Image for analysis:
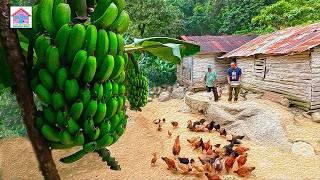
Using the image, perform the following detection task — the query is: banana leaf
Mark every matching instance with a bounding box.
[125,37,200,64]
[0,42,14,91]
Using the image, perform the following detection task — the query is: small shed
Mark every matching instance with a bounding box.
[222,23,320,111]
[177,35,257,88]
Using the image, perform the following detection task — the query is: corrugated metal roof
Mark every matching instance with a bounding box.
[180,34,257,54]
[222,23,320,58]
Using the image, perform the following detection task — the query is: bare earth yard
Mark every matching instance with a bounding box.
[1,98,320,180]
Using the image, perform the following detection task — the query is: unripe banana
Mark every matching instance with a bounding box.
[35,116,45,129]
[109,55,125,79]
[112,82,119,96]
[41,124,60,142]
[46,46,60,74]
[43,106,56,125]
[84,118,95,134]
[110,114,120,133]
[32,4,42,33]
[56,67,68,91]
[74,132,85,145]
[92,83,104,100]
[39,68,54,91]
[35,35,51,65]
[67,117,80,134]
[83,142,97,152]
[117,34,125,55]
[96,29,109,66]
[88,127,100,141]
[35,84,51,105]
[96,134,113,149]
[54,3,71,29]
[123,53,128,67]
[60,149,87,163]
[106,98,118,118]
[70,101,84,121]
[85,25,97,56]
[52,91,65,110]
[70,50,87,79]
[118,84,126,96]
[117,96,124,113]
[67,24,86,64]
[103,81,113,100]
[82,56,97,83]
[111,10,130,34]
[84,100,98,118]
[55,24,71,58]
[113,0,126,12]
[80,88,91,108]
[39,0,57,35]
[56,110,67,127]
[95,55,114,82]
[94,3,118,29]
[93,102,107,124]
[100,121,111,137]
[65,79,79,102]
[108,31,118,56]
[114,71,125,83]
[60,130,74,145]
[90,0,112,21]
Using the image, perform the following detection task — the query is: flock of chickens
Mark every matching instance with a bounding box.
[151,118,255,180]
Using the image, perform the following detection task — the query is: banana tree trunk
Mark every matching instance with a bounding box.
[0,0,60,179]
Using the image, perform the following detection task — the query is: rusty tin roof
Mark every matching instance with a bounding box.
[222,23,320,58]
[180,34,257,54]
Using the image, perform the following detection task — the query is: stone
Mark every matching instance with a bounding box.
[291,141,316,157]
[148,97,153,102]
[158,91,170,102]
[261,91,290,107]
[167,86,173,93]
[311,112,320,123]
[171,87,186,99]
[185,92,210,113]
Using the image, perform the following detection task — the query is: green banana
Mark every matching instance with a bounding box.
[100,121,111,137]
[103,81,113,100]
[93,102,107,124]
[111,134,119,145]
[88,127,100,141]
[114,71,125,83]
[55,24,71,58]
[32,5,42,33]
[35,116,45,129]
[70,101,84,121]
[80,88,91,108]
[52,91,65,110]
[46,46,60,74]
[60,149,87,163]
[118,84,126,96]
[56,110,67,127]
[43,106,56,125]
[123,53,128,67]
[35,35,51,65]
[90,0,112,21]
[85,25,97,55]
[96,29,109,66]
[113,0,126,12]
[84,100,98,118]
[111,10,130,34]
[110,114,120,132]
[70,50,87,79]
[112,82,118,96]
[95,55,114,82]
[83,142,97,152]
[71,0,87,17]
[96,134,113,149]
[84,118,95,134]
[65,79,79,102]
[117,34,125,55]
[108,31,117,56]
[67,117,80,134]
[82,56,97,83]
[60,130,74,145]
[56,67,68,91]
[106,98,118,118]
[117,96,124,113]
[94,3,118,29]
[35,85,51,105]
[54,3,71,29]
[41,124,60,142]
[39,0,57,35]
[74,132,85,145]
[116,125,125,136]
[67,24,86,64]
[92,83,104,100]
[109,55,125,79]
[39,68,54,91]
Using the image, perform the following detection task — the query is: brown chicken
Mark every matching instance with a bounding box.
[224,153,237,173]
[237,153,247,167]
[187,136,200,144]
[161,157,177,171]
[187,120,193,130]
[168,130,172,137]
[157,124,162,131]
[151,152,158,166]
[193,138,204,150]
[172,135,181,156]
[202,140,211,151]
[177,162,192,174]
[205,172,221,180]
[171,121,179,128]
[234,166,255,177]
[219,129,227,136]
[234,146,249,155]
[206,145,213,155]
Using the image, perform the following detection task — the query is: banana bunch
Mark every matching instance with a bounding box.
[127,68,149,111]
[29,0,131,164]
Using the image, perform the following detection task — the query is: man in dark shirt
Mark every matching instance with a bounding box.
[227,62,242,102]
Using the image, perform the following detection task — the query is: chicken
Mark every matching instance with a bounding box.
[177,162,192,174]
[168,130,172,137]
[178,157,190,164]
[171,121,179,128]
[224,152,238,173]
[237,153,247,168]
[224,143,235,155]
[213,157,223,173]
[193,138,204,150]
[187,136,200,144]
[151,152,158,166]
[202,140,211,151]
[187,120,193,130]
[157,124,162,131]
[172,135,181,156]
[206,145,213,155]
[191,163,205,173]
[214,147,225,157]
[213,124,221,131]
[219,129,227,136]
[234,166,255,177]
[153,119,161,124]
[227,135,245,144]
[234,146,249,155]
[199,119,206,124]
[204,162,213,172]
[161,157,177,171]
[195,125,207,132]
[198,156,208,165]
[206,121,215,131]
[205,172,221,180]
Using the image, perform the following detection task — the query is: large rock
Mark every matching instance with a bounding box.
[311,112,320,123]
[171,87,186,99]
[261,91,290,107]
[185,92,210,113]
[158,91,170,102]
[291,141,316,157]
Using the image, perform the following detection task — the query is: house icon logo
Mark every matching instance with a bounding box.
[10,6,32,28]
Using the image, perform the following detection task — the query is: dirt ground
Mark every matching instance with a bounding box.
[1,98,320,180]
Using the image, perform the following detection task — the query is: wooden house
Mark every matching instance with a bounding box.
[222,23,320,111]
[177,35,257,89]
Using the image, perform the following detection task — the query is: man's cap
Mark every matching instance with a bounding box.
[207,64,212,68]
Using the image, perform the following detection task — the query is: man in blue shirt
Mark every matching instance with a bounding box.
[204,64,219,102]
[227,62,242,102]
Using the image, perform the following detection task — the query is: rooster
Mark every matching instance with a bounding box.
[225,152,239,173]
[161,157,177,171]
[172,135,181,156]
[234,166,255,177]
[237,153,247,167]
[171,121,179,128]
[202,140,211,151]
[187,136,200,144]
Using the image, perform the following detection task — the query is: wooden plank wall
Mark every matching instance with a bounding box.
[237,52,312,109]
[311,48,320,111]
[177,57,192,86]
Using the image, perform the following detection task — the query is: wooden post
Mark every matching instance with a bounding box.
[0,1,61,179]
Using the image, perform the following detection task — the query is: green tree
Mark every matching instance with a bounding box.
[252,0,320,33]
[126,0,184,38]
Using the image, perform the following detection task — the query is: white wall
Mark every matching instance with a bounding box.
[311,47,320,111]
